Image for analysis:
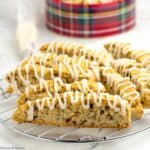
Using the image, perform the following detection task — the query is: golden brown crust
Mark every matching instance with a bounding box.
[14,120,130,129]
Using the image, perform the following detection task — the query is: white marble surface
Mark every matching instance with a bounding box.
[0,0,150,149]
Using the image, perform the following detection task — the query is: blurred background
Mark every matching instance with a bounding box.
[0,0,149,73]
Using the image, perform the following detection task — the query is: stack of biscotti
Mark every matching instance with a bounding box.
[104,42,150,108]
[40,42,149,110]
[6,41,150,129]
[40,42,144,119]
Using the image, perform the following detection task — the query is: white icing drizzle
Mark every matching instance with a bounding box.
[98,48,112,66]
[46,41,84,56]
[102,67,140,105]
[133,73,150,89]
[17,67,26,84]
[10,71,20,94]
[43,42,114,81]
[132,50,149,60]
[26,91,128,121]
[112,59,150,91]
[25,78,105,97]
[45,42,112,66]
[105,42,131,58]
[49,68,55,79]
[36,96,55,111]
[58,63,62,78]
[8,55,139,110]
[47,41,55,53]
[8,44,140,113]
[10,51,103,93]
[6,42,134,122]
[39,79,52,96]
[90,65,100,81]
[142,57,150,67]
[27,101,34,121]
[105,42,150,70]
[25,64,30,86]
[131,50,150,69]
[62,42,69,54]
[7,42,142,122]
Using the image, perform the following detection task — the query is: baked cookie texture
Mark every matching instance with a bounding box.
[13,91,131,128]
[111,58,150,108]
[99,67,143,119]
[6,52,142,119]
[39,42,143,118]
[17,79,106,101]
[5,41,150,129]
[6,61,98,93]
[40,42,113,66]
[104,42,150,71]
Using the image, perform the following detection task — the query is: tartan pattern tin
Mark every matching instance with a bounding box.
[45,0,136,37]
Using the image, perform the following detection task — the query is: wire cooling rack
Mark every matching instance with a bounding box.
[0,79,150,144]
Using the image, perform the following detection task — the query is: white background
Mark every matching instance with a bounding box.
[0,0,150,149]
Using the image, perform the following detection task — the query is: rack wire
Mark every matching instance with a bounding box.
[0,79,150,144]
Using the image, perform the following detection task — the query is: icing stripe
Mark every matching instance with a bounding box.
[26,91,128,121]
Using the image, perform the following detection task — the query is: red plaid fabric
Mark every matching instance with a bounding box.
[45,0,136,37]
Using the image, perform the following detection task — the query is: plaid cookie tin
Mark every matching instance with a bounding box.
[45,0,136,37]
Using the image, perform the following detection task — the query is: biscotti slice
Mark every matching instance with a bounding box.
[15,79,106,103]
[13,91,131,128]
[6,62,99,94]
[40,42,84,55]
[99,67,143,119]
[104,42,131,59]
[21,53,90,69]
[111,58,150,108]
[104,42,150,71]
[17,81,105,106]
[20,52,101,80]
[40,42,113,66]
